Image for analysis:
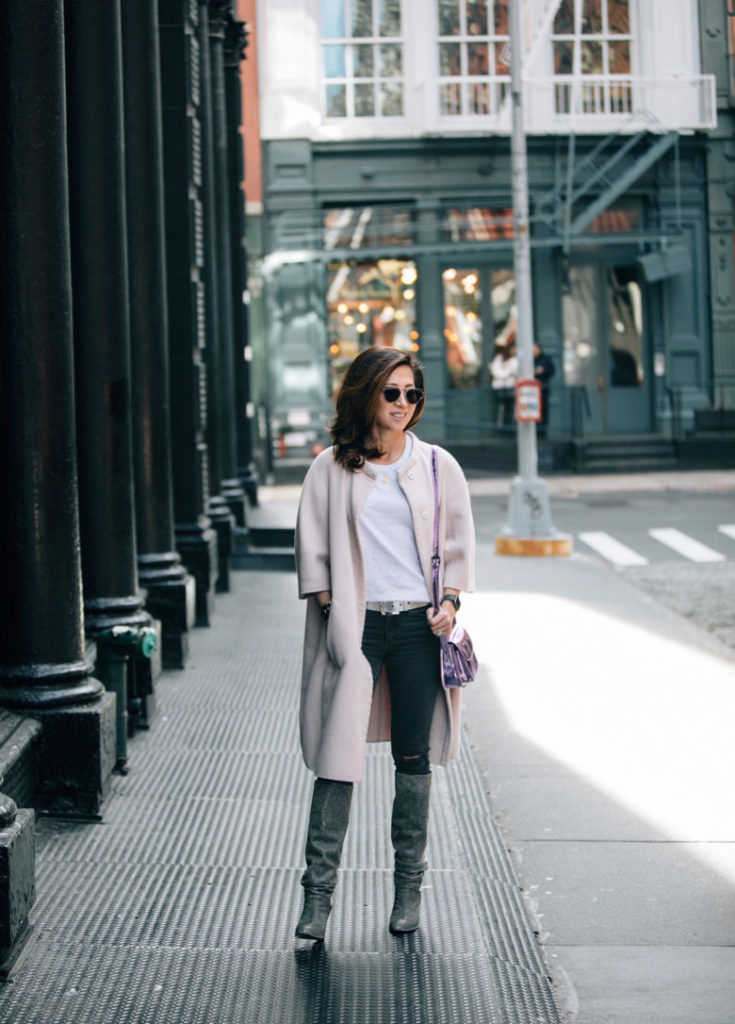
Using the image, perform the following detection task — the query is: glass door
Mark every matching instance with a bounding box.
[562,261,649,435]
[605,264,647,432]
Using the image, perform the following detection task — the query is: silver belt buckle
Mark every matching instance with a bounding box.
[380,601,402,615]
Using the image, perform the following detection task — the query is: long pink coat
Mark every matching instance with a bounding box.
[295,433,475,782]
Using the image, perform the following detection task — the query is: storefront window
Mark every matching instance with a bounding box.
[585,207,638,233]
[323,204,414,250]
[326,258,419,396]
[443,265,515,389]
[446,206,514,242]
[443,267,482,388]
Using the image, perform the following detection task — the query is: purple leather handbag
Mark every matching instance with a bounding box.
[431,448,478,688]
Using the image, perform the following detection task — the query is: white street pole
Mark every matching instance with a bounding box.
[496,0,572,556]
[509,0,536,483]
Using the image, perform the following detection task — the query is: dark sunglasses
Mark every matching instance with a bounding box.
[382,386,424,405]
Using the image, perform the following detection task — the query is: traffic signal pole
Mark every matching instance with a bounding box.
[495,0,572,557]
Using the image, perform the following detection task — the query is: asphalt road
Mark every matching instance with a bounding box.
[470,484,735,654]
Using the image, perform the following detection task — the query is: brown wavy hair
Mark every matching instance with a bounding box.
[331,348,426,470]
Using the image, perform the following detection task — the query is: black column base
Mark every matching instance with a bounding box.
[139,553,196,670]
[176,521,218,627]
[0,713,41,810]
[221,478,248,528]
[32,690,117,818]
[208,498,234,595]
[0,805,35,981]
[239,463,259,507]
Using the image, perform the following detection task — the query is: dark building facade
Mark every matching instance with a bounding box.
[257,0,735,473]
[0,0,255,970]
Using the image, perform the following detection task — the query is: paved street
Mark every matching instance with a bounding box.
[462,469,735,1023]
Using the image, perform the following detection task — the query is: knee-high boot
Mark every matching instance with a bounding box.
[389,772,431,934]
[295,777,353,940]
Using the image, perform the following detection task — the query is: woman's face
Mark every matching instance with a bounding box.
[371,364,417,437]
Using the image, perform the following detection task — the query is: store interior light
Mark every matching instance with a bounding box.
[329,343,340,355]
[358,302,369,313]
[337,302,348,314]
[402,288,415,301]
[401,266,418,285]
[344,315,354,325]
[356,323,367,333]
[443,268,457,281]
[411,342,420,352]
[410,330,420,340]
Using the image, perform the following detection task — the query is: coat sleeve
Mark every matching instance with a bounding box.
[439,449,475,593]
[295,452,332,598]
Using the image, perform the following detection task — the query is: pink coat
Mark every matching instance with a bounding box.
[295,434,475,782]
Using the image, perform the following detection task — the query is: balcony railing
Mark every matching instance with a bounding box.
[525,74,717,133]
[434,74,717,134]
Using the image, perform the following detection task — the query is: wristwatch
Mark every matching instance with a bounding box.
[440,593,460,612]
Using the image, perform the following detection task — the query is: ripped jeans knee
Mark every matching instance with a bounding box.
[394,751,430,775]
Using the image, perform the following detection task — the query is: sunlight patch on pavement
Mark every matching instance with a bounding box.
[461,590,735,880]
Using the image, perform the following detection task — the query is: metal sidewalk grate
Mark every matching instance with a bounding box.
[0,571,562,1024]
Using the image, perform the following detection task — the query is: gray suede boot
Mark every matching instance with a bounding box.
[389,772,432,934]
[295,778,353,941]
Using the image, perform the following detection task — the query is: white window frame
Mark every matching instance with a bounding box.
[435,0,512,123]
[319,0,409,130]
[548,0,636,120]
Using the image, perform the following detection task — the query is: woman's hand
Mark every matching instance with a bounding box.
[427,602,456,638]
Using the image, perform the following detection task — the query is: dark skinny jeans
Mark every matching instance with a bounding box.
[361,605,441,776]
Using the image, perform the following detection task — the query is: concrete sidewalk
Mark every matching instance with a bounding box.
[0,570,561,1024]
[463,546,735,1024]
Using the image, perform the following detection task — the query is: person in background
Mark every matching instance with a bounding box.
[490,340,518,430]
[294,347,475,942]
[533,342,555,438]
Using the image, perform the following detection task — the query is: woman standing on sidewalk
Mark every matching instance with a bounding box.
[294,347,475,941]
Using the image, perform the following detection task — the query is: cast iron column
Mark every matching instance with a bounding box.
[0,0,116,818]
[121,0,196,666]
[209,2,249,539]
[159,0,219,625]
[64,0,161,734]
[199,0,236,592]
[224,14,259,506]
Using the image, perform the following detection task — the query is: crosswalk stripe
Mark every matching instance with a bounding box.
[718,524,735,542]
[578,531,649,567]
[648,528,726,563]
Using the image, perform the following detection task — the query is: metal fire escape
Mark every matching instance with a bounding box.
[520,0,685,257]
[534,119,679,252]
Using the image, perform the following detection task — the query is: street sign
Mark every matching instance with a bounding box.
[515,377,542,422]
